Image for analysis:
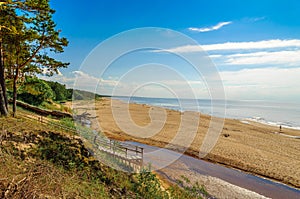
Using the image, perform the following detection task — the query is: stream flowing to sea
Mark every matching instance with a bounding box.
[111,96,300,197]
[126,141,300,199]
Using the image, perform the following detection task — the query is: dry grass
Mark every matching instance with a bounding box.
[0,114,111,198]
[0,152,109,198]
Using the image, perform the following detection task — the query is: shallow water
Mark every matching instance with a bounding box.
[127,141,300,199]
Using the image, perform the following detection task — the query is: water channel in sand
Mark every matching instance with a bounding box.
[126,141,300,199]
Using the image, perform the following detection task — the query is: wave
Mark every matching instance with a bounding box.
[246,117,300,130]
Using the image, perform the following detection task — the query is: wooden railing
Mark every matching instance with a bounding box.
[17,111,144,165]
[94,135,144,162]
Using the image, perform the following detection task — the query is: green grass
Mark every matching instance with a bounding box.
[39,101,72,113]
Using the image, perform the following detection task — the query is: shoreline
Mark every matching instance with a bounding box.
[113,96,300,131]
[70,98,300,188]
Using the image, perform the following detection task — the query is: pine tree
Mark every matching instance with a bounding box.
[0,0,69,116]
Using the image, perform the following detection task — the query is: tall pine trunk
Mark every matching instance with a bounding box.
[0,40,8,116]
[0,83,8,116]
[12,67,19,117]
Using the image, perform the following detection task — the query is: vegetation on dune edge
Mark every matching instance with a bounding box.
[0,110,209,198]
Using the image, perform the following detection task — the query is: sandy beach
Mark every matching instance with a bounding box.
[71,98,300,188]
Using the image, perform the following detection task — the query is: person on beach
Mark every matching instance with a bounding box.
[279,125,282,132]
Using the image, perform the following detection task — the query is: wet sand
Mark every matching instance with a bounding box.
[133,141,300,199]
[71,98,300,188]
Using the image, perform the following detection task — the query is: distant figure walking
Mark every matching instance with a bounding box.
[279,125,282,132]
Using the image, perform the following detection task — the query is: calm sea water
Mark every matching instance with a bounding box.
[113,96,300,130]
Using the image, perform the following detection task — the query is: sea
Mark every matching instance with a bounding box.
[113,96,300,130]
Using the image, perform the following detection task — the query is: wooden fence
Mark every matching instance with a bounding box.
[16,111,144,170]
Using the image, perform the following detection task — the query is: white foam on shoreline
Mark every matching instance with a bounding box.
[240,120,250,124]
[246,117,300,130]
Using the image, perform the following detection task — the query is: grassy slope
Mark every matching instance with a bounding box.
[0,109,207,199]
[0,115,127,198]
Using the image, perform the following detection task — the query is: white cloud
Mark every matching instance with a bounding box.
[203,39,300,51]
[189,21,232,32]
[243,16,266,23]
[110,79,209,99]
[55,69,63,76]
[41,68,300,102]
[153,45,202,53]
[157,39,300,53]
[39,72,75,86]
[72,71,99,91]
[72,71,120,93]
[41,71,118,95]
[40,68,63,76]
[209,54,223,58]
[113,67,300,101]
[251,16,266,22]
[152,39,300,67]
[220,67,300,101]
[224,50,300,66]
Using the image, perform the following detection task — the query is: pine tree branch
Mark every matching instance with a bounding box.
[19,31,45,69]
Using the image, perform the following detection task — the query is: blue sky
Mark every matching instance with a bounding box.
[46,0,300,102]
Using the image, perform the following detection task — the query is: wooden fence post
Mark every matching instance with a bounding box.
[112,140,115,156]
[0,124,4,145]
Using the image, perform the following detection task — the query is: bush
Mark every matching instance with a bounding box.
[133,167,169,199]
[18,77,54,106]
[34,132,89,170]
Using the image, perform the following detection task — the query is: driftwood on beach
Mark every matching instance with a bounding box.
[12,100,72,118]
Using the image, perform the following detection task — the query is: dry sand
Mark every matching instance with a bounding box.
[71,98,300,188]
